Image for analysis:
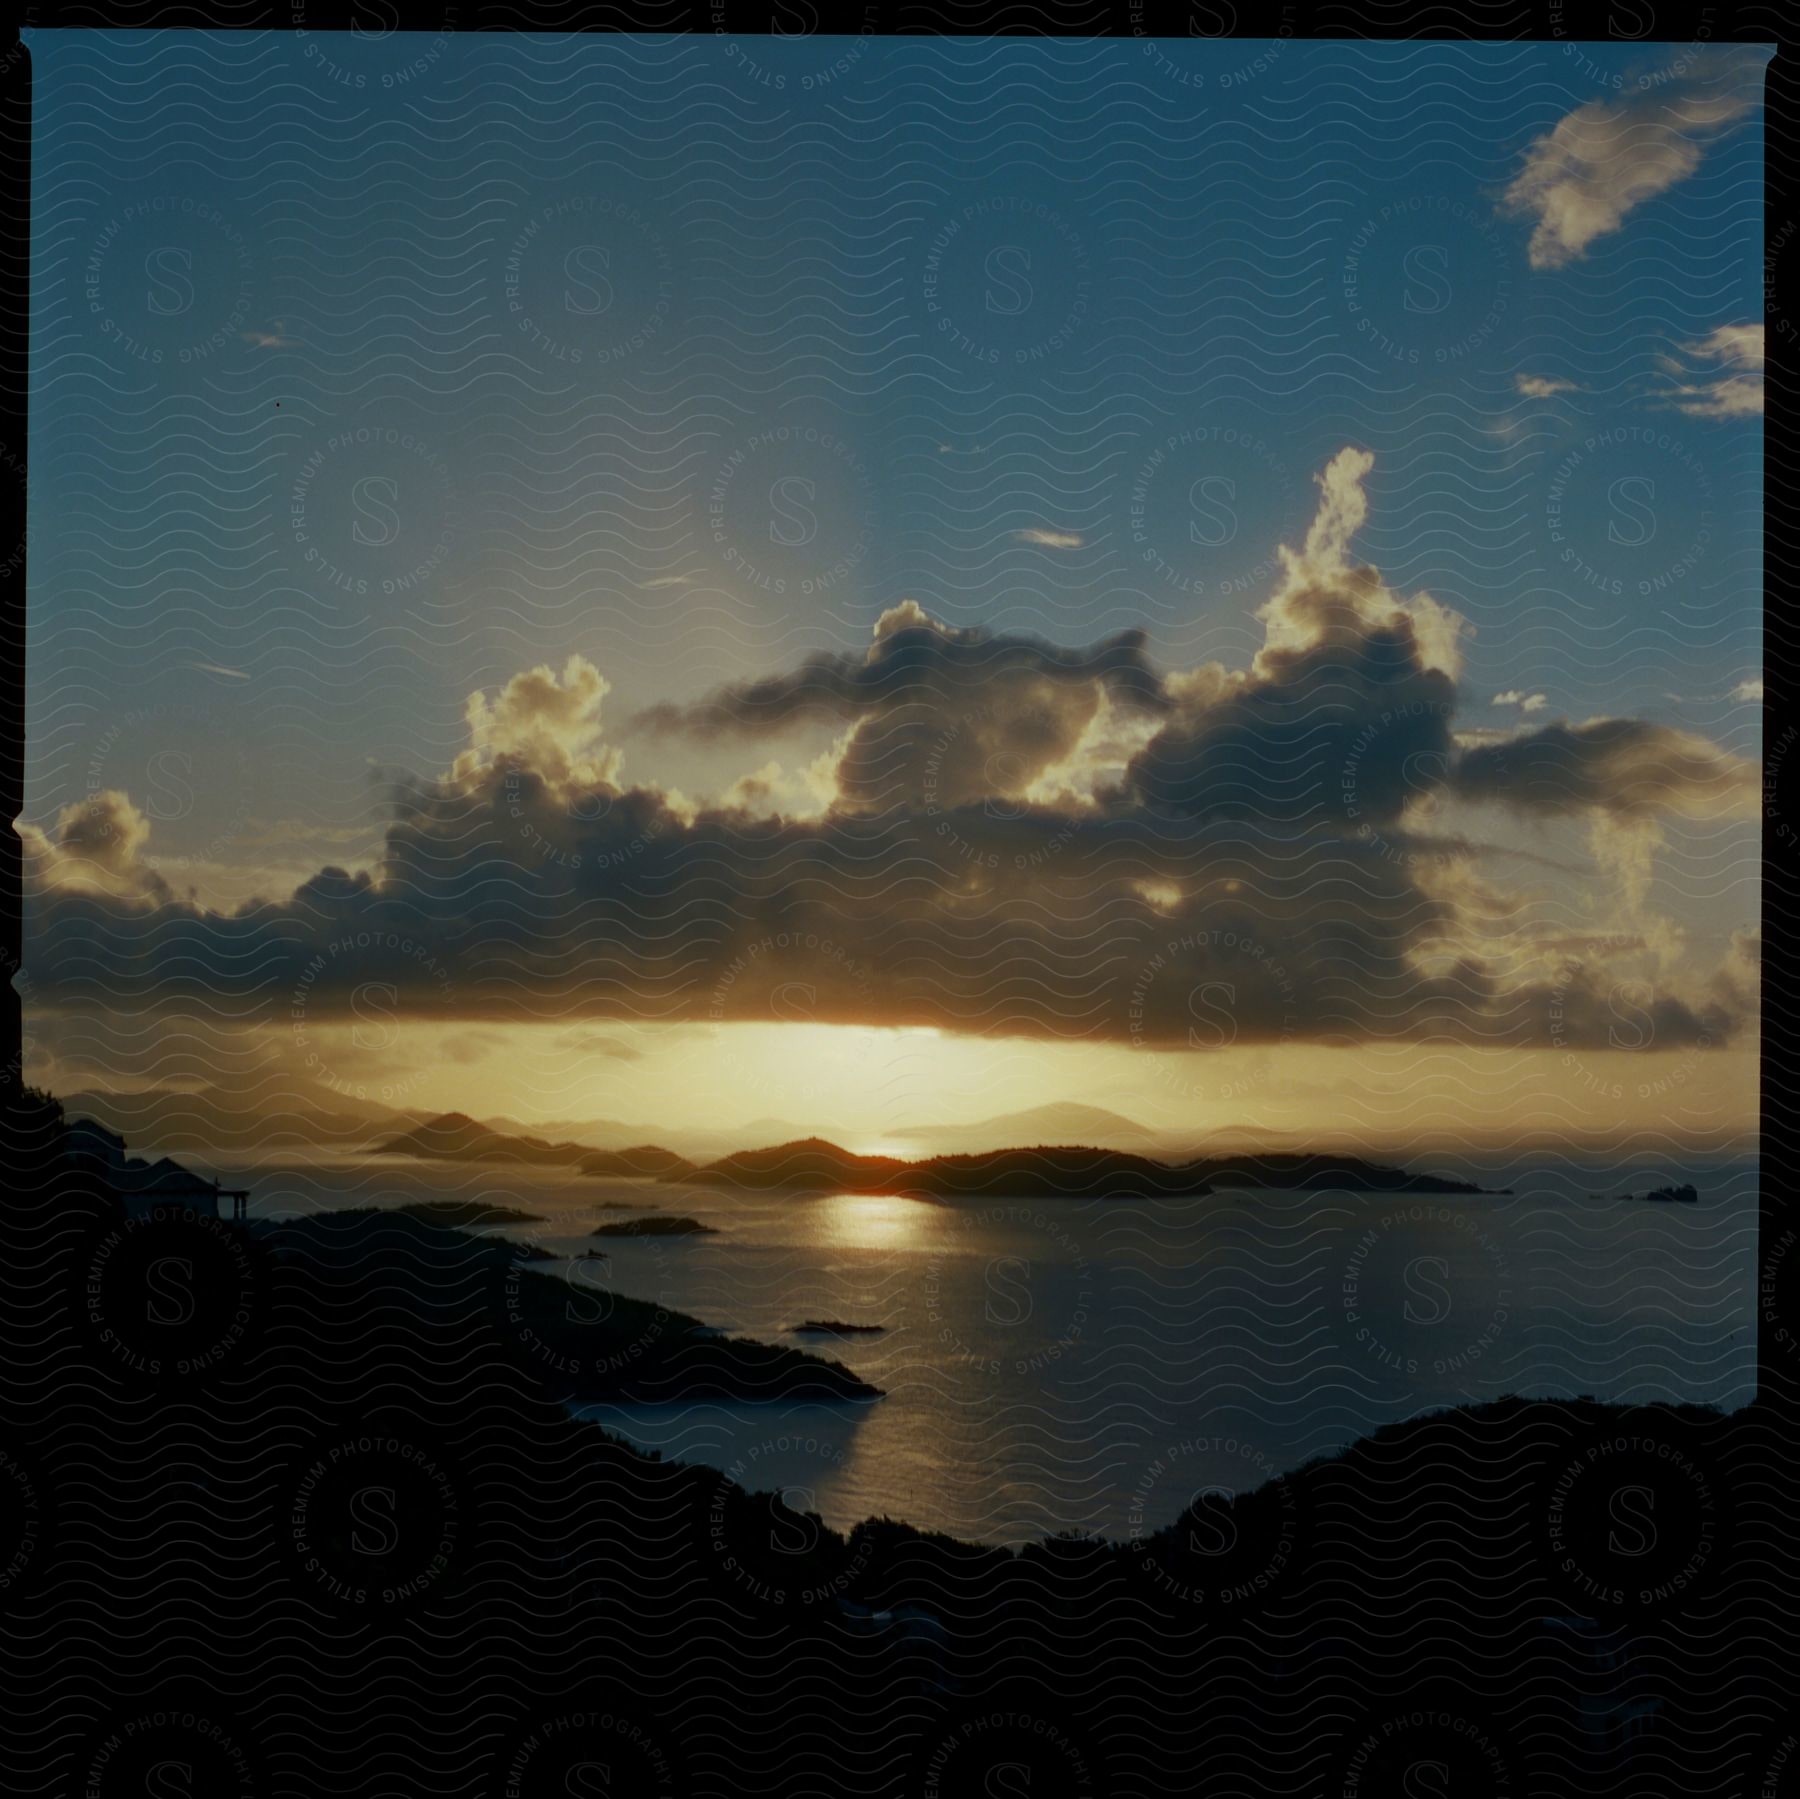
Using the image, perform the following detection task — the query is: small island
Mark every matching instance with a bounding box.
[1609,1181,1700,1204]
[396,1199,548,1229]
[580,1144,696,1179]
[672,1138,1501,1199]
[373,1112,594,1167]
[302,1206,873,1402]
[793,1320,886,1337]
[591,1214,718,1238]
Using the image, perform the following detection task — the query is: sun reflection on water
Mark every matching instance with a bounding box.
[816,1191,931,1249]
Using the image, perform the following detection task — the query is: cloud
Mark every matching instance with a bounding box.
[1731,677,1764,703]
[20,792,168,901]
[635,598,1168,815]
[1501,62,1761,269]
[22,450,1757,1055]
[1122,448,1467,827]
[454,654,624,792]
[1492,690,1548,713]
[557,1028,644,1063]
[1514,375,1579,398]
[1014,527,1085,550]
[1450,716,1759,820]
[1661,322,1765,417]
[1687,323,1766,370]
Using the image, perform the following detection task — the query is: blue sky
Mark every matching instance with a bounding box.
[18,31,1769,1135]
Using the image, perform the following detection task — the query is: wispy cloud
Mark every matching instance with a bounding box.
[1015,528,1085,550]
[1501,60,1761,269]
[1661,323,1765,417]
[1514,374,1580,398]
[1493,690,1549,713]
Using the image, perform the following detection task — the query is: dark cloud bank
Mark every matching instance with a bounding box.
[23,451,1758,1054]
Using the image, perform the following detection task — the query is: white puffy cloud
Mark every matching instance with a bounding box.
[1501,66,1760,269]
[1662,322,1765,417]
[453,654,624,793]
[20,791,166,901]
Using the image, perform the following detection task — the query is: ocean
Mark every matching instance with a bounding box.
[236,1151,1759,1546]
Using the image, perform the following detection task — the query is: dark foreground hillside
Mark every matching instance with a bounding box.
[1,1107,1795,1798]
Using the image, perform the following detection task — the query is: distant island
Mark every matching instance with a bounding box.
[578,1144,697,1178]
[671,1138,1497,1198]
[373,1111,594,1166]
[1190,1152,1500,1195]
[793,1320,886,1337]
[373,1112,696,1179]
[66,1085,1483,1210]
[1608,1181,1700,1203]
[592,1214,718,1238]
[394,1198,547,1229]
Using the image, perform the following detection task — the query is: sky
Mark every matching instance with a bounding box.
[18,31,1768,1149]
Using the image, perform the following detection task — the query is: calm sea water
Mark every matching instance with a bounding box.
[239,1152,1758,1546]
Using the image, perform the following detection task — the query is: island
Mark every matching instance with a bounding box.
[300,1205,871,1402]
[591,1214,718,1238]
[1610,1181,1700,1203]
[793,1320,887,1337]
[579,1144,696,1179]
[372,1111,594,1167]
[671,1138,1499,1198]
[394,1199,548,1228]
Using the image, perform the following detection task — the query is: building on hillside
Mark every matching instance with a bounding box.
[63,1115,251,1222]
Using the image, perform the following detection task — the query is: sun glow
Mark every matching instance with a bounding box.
[816,1191,933,1249]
